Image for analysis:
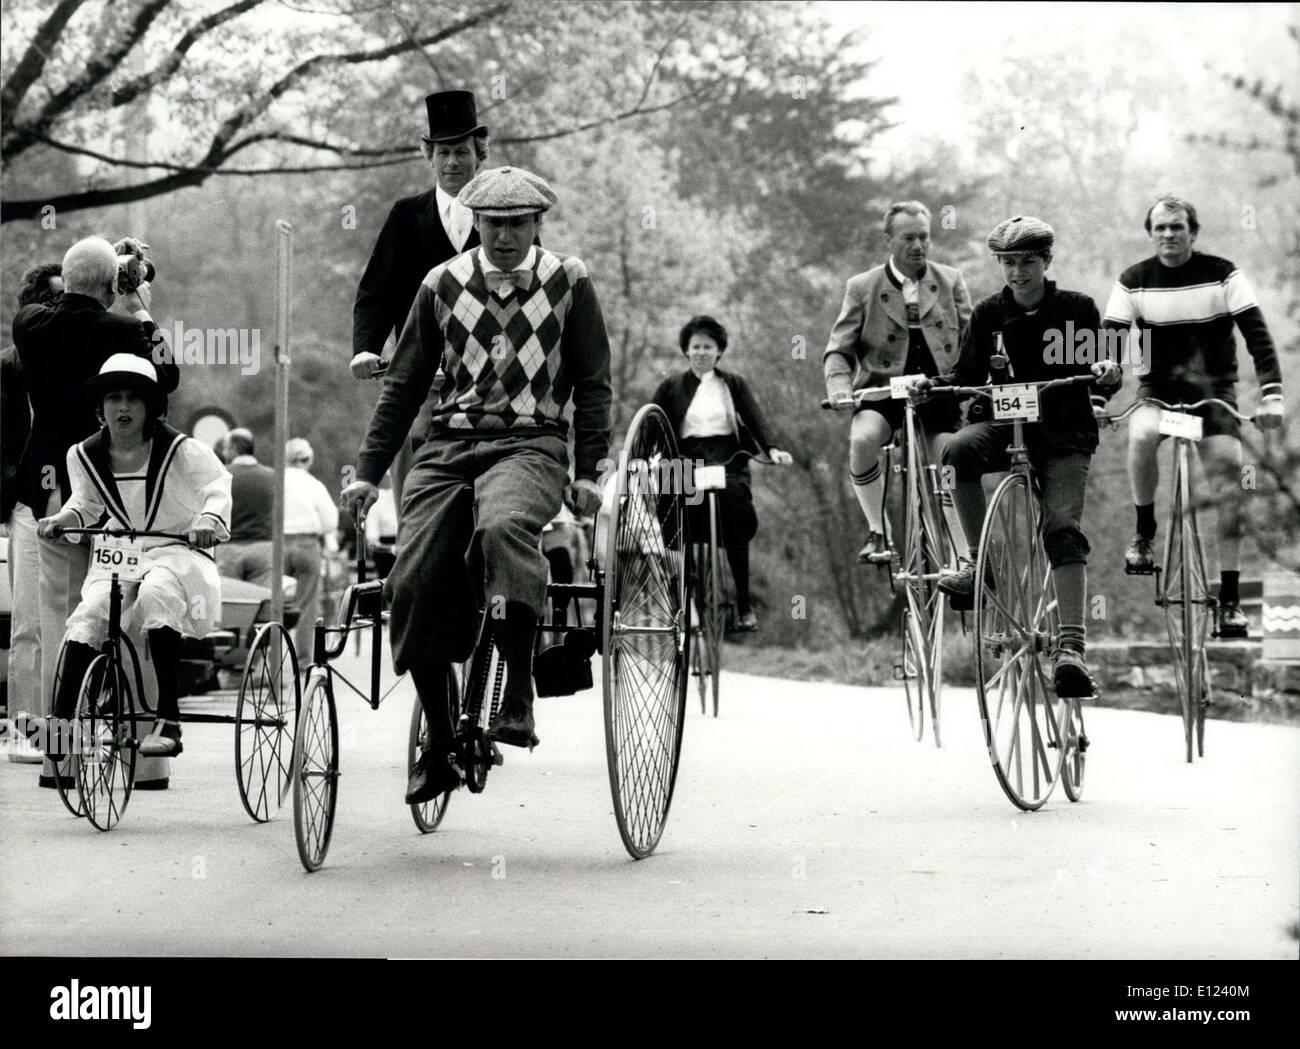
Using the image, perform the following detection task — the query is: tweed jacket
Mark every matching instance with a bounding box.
[823,259,971,401]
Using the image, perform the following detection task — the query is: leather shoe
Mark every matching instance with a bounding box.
[1053,648,1096,699]
[1217,601,1248,638]
[405,750,461,804]
[488,702,539,750]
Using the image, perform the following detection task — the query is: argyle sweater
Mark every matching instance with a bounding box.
[1101,252,1282,397]
[357,247,612,483]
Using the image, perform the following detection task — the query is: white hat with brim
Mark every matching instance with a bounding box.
[86,353,162,411]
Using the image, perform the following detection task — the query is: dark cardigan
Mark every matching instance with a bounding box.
[651,366,781,462]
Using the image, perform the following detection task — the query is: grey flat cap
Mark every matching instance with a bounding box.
[987,215,1055,256]
[456,165,557,217]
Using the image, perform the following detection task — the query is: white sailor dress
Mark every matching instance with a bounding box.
[62,423,232,646]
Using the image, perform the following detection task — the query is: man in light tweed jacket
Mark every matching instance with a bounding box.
[343,166,610,804]
[823,201,971,564]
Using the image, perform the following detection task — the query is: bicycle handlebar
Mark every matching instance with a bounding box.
[53,526,195,543]
[820,373,1097,410]
[1095,396,1256,426]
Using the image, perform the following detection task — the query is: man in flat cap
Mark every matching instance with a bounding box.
[343,165,611,803]
[913,215,1120,698]
[350,89,488,512]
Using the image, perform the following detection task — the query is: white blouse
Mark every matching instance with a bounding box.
[681,371,737,439]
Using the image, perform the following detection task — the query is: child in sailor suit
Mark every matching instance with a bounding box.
[40,354,231,758]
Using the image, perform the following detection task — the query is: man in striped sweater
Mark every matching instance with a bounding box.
[343,166,611,804]
[1102,195,1285,636]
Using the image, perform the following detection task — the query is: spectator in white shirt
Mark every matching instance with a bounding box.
[283,438,338,659]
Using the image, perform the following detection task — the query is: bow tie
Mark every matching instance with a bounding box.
[484,269,533,294]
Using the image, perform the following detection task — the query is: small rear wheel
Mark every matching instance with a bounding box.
[1060,698,1088,802]
[409,666,458,833]
[49,640,84,819]
[292,672,339,872]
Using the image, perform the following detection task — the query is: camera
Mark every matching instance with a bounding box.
[116,251,156,294]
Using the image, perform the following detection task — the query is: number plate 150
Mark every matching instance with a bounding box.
[90,536,146,582]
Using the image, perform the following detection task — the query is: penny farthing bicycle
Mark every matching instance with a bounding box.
[926,359,1096,810]
[288,404,692,870]
[823,381,955,746]
[1097,395,1260,763]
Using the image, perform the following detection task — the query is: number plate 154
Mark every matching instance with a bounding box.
[992,384,1040,422]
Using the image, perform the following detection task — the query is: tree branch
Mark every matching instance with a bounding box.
[109,0,268,108]
[0,0,88,137]
[3,0,173,161]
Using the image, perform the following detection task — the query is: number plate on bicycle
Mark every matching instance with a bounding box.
[693,464,727,491]
[992,384,1039,422]
[1158,409,1203,441]
[890,373,927,399]
[89,534,146,582]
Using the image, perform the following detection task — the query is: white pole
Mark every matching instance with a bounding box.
[272,220,292,626]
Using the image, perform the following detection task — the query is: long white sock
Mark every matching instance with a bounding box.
[851,461,884,533]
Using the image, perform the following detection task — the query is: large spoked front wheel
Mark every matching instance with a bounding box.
[1161,444,1213,763]
[409,666,458,833]
[974,473,1068,811]
[293,671,339,871]
[691,497,725,718]
[235,623,300,822]
[897,421,950,747]
[75,654,138,831]
[603,404,691,859]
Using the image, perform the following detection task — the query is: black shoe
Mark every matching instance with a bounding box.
[1217,601,1249,638]
[734,611,758,633]
[405,749,461,804]
[857,531,893,565]
[938,559,976,597]
[1124,536,1156,575]
[488,701,539,750]
[1053,648,1095,699]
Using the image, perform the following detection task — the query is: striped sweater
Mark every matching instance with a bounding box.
[1101,252,1282,398]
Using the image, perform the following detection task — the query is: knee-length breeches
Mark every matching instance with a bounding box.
[385,432,568,674]
[942,422,1092,567]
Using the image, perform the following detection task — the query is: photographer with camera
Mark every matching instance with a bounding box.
[12,235,179,777]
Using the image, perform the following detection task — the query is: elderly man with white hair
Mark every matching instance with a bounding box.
[12,235,178,783]
[283,437,339,658]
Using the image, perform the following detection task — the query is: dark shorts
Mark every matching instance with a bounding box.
[854,396,961,443]
[1135,379,1240,439]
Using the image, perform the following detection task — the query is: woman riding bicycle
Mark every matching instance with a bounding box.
[651,315,792,633]
[37,355,231,758]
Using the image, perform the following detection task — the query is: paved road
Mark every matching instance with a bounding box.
[3,638,1297,958]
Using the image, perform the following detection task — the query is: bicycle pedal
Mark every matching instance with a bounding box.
[1124,564,1157,576]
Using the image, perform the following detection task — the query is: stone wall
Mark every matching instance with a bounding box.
[1089,639,1300,718]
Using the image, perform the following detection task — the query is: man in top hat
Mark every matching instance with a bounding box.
[342,165,611,804]
[350,89,489,512]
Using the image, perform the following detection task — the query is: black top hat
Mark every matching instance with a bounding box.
[422,90,487,144]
